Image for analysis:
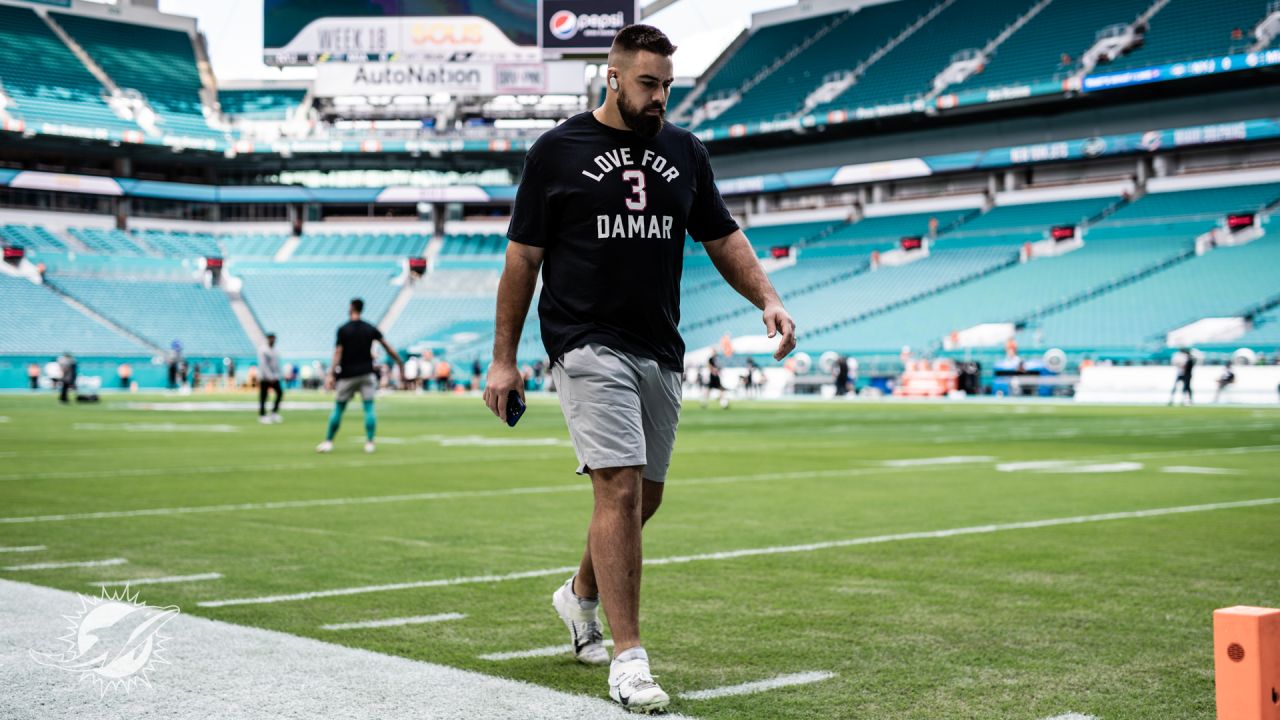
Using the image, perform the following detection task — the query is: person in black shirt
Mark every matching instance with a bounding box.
[317,298,403,454]
[482,25,796,713]
[1169,347,1195,406]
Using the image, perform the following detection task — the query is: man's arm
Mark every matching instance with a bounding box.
[703,229,797,360]
[326,345,342,391]
[378,338,403,372]
[484,241,544,421]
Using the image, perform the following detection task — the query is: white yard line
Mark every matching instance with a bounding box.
[90,572,223,587]
[0,545,46,553]
[480,640,615,661]
[0,451,571,482]
[1161,466,1243,475]
[882,456,994,467]
[0,466,914,525]
[1,579,693,720]
[1042,714,1100,720]
[679,671,836,700]
[196,497,1280,608]
[4,558,127,571]
[320,613,466,631]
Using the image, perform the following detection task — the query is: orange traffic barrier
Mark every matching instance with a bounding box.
[1214,606,1279,720]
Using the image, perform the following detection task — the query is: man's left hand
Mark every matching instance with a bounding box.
[763,304,796,361]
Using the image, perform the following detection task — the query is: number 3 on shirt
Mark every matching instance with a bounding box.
[622,169,647,211]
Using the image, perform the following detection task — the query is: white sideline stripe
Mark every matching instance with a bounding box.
[91,572,223,587]
[1161,466,1242,475]
[479,639,615,661]
[0,466,912,525]
[1042,714,1100,720]
[4,558,127,571]
[320,613,465,630]
[882,456,993,467]
[73,422,239,433]
[196,497,1280,607]
[0,451,570,482]
[199,566,581,607]
[1,579,695,720]
[0,545,46,553]
[680,671,836,700]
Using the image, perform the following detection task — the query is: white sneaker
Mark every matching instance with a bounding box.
[316,440,333,453]
[609,648,669,714]
[258,416,272,425]
[364,441,376,454]
[270,413,283,424]
[552,577,610,666]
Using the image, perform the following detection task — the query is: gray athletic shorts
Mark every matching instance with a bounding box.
[552,343,682,482]
[335,373,377,402]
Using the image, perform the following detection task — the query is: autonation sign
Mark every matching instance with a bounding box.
[315,61,586,96]
[539,0,638,55]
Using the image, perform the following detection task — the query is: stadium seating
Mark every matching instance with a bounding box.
[219,232,288,259]
[939,196,1121,244]
[681,253,870,349]
[46,275,251,356]
[292,233,429,259]
[53,13,219,139]
[743,220,842,253]
[0,274,150,355]
[441,233,506,256]
[0,5,140,134]
[1101,0,1267,71]
[68,227,150,256]
[1,225,67,252]
[1238,306,1280,346]
[219,88,306,120]
[136,229,221,258]
[235,264,401,356]
[1024,233,1280,350]
[708,0,937,128]
[805,208,976,253]
[814,0,1030,114]
[388,295,496,350]
[794,246,1021,353]
[699,12,843,100]
[950,0,1154,93]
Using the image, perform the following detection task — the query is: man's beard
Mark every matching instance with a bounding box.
[617,87,665,139]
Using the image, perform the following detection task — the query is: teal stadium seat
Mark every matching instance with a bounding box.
[46,275,252,356]
[236,265,401,356]
[0,5,141,134]
[219,88,307,120]
[0,274,150,355]
[53,13,221,140]
[950,0,1154,93]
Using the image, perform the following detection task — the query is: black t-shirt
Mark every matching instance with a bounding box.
[335,319,382,379]
[507,111,738,372]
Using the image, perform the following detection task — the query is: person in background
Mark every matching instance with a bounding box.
[403,353,420,392]
[117,362,132,390]
[435,358,451,391]
[317,298,403,455]
[1214,364,1236,404]
[834,355,850,396]
[258,332,284,424]
[44,358,62,395]
[192,363,201,392]
[1169,347,1196,406]
[472,358,483,391]
[27,362,40,390]
[57,352,76,404]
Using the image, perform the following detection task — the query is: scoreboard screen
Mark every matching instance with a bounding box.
[264,0,539,63]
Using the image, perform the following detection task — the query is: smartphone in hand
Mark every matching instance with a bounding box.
[506,390,526,427]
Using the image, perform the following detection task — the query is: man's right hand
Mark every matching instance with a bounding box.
[324,374,335,392]
[483,361,524,423]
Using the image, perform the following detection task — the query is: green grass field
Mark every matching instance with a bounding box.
[1,392,1277,719]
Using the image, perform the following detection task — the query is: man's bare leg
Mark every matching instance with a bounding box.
[569,467,666,654]
[574,478,664,605]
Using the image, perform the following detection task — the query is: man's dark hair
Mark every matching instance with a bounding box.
[350,298,364,314]
[611,24,676,56]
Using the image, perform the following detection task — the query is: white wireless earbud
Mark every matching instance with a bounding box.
[608,75,619,91]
